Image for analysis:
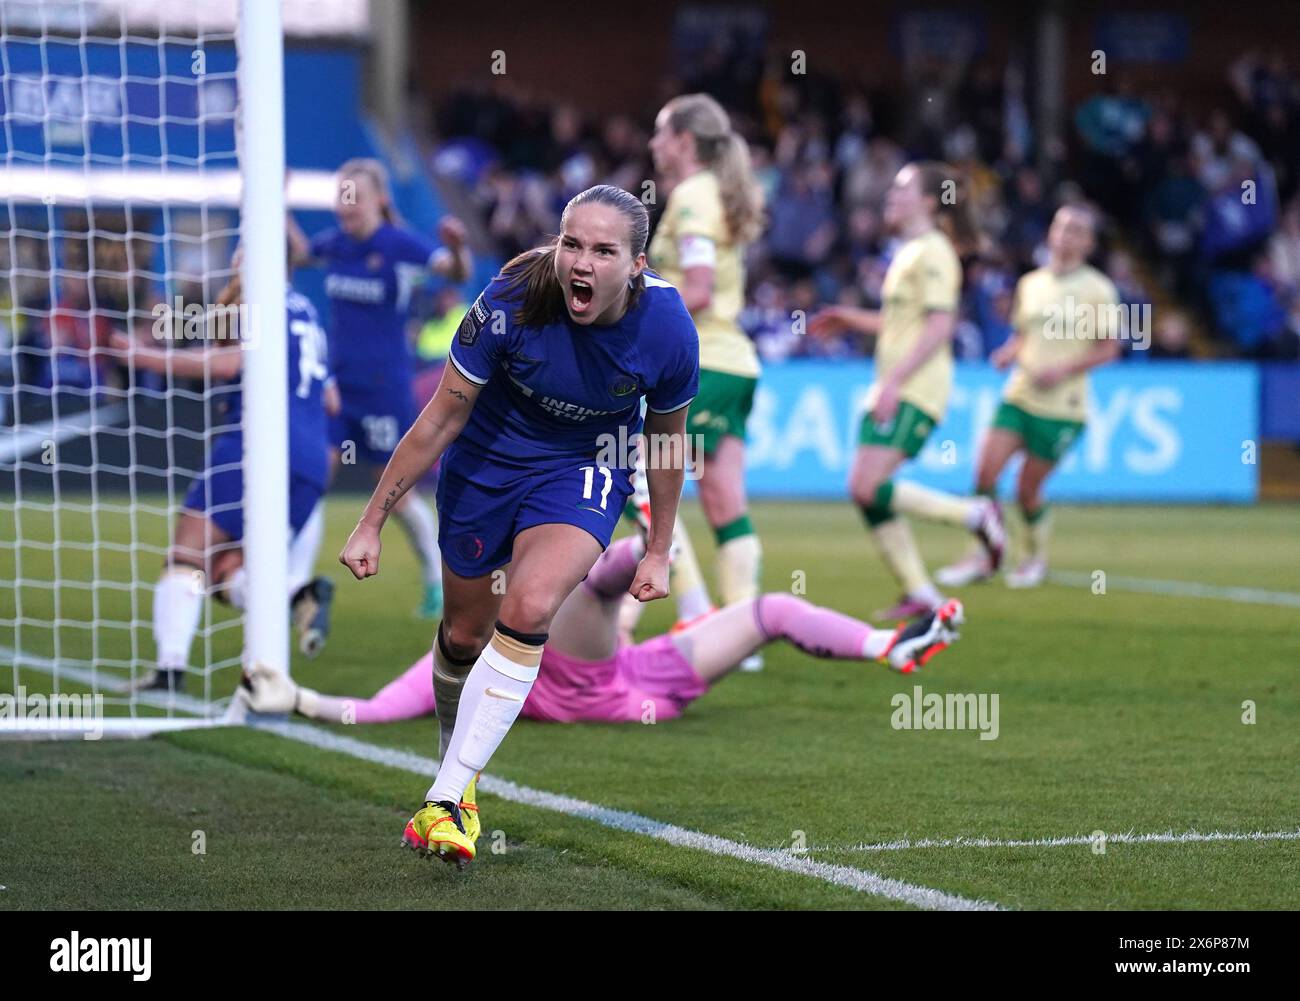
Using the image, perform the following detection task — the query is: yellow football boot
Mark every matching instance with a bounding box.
[400,800,475,868]
[459,772,482,847]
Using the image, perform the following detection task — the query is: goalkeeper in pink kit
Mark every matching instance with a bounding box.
[274,535,964,729]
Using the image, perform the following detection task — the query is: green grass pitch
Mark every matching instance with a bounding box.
[2,499,1297,910]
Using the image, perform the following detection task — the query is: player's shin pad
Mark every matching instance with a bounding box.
[433,626,477,759]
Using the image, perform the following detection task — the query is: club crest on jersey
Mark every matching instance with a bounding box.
[366,252,384,271]
[457,296,491,347]
[454,535,485,561]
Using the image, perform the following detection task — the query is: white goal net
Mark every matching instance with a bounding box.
[0,0,286,736]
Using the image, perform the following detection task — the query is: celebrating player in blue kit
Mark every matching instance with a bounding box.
[116,269,336,693]
[338,184,700,868]
[289,158,472,619]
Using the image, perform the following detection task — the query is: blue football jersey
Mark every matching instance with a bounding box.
[218,289,331,488]
[446,272,699,467]
[311,222,438,395]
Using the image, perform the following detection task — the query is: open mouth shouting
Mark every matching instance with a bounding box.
[569,277,595,314]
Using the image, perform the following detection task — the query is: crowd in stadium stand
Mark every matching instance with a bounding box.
[0,220,198,405]
[427,47,1300,363]
[3,45,1298,416]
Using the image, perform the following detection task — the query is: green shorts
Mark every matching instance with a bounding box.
[858,399,937,458]
[992,401,1085,463]
[687,369,757,454]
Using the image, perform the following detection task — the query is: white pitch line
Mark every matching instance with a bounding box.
[816,828,1300,853]
[0,403,129,464]
[2,646,224,721]
[249,717,1000,911]
[5,649,999,910]
[0,716,225,740]
[1050,570,1300,608]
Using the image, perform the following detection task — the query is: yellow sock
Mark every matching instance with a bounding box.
[717,534,762,605]
[891,480,979,528]
[1024,507,1052,560]
[871,517,934,597]
[668,517,713,619]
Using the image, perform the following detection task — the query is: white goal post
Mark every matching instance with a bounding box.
[236,0,288,688]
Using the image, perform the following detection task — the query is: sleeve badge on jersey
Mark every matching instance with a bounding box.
[457,296,491,347]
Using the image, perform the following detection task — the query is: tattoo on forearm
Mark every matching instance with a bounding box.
[446,387,469,402]
[380,476,406,512]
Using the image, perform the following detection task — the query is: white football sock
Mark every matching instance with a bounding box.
[397,492,442,587]
[153,566,205,670]
[426,631,540,805]
[861,629,893,660]
[222,564,307,612]
[287,503,324,595]
[224,567,248,610]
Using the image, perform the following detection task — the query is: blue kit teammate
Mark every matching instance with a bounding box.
[338,184,700,868]
[290,158,472,619]
[117,271,335,693]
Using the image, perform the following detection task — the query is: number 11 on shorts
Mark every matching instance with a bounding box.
[580,465,614,509]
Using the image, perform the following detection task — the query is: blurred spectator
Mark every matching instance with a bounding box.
[765,163,836,279]
[1206,261,1287,357]
[1191,109,1263,196]
[1147,309,1193,361]
[743,279,796,362]
[1074,78,1150,220]
[1267,198,1300,292]
[1144,149,1204,300]
[47,274,119,394]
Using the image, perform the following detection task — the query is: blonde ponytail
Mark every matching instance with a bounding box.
[663,94,765,245]
[713,131,765,244]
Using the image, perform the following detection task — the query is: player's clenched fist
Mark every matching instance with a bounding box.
[629,550,670,603]
[339,522,383,579]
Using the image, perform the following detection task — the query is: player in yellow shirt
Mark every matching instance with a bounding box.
[937,202,1121,588]
[810,162,1004,619]
[646,93,768,661]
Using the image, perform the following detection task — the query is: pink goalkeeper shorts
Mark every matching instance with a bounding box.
[523,634,709,724]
